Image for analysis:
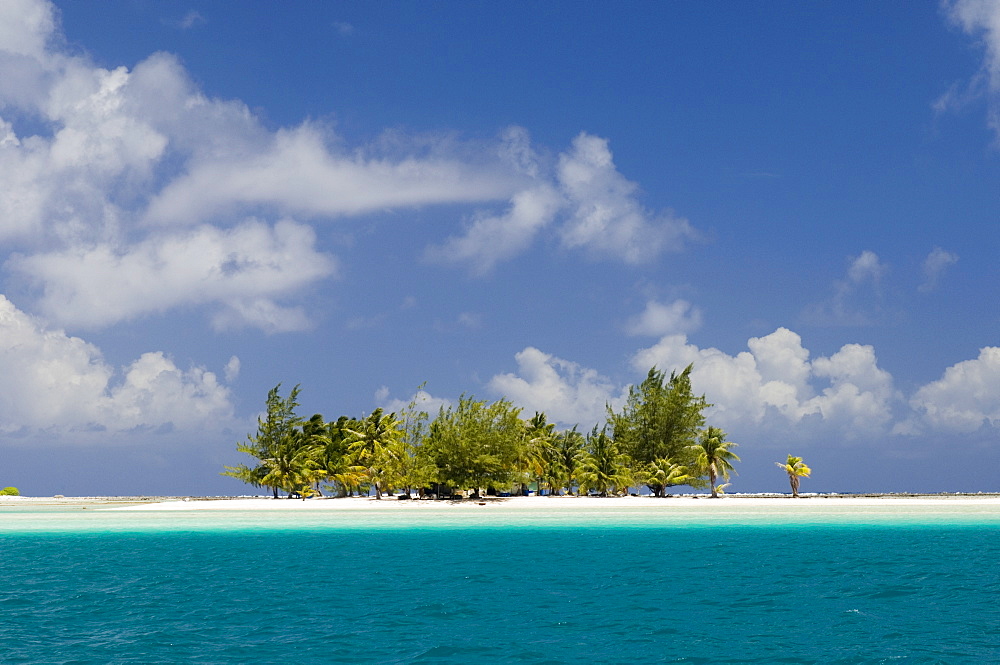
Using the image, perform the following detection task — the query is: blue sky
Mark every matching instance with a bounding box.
[2,0,999,495]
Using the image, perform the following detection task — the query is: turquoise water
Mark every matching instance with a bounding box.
[2,506,999,663]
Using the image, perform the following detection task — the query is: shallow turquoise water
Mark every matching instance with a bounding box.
[2,507,999,663]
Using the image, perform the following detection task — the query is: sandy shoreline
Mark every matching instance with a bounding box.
[4,493,1000,511]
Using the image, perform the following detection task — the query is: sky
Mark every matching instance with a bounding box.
[1,0,999,496]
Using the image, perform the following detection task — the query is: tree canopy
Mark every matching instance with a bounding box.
[222,367,750,499]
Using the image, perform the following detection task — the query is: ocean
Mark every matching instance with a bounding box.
[2,503,999,664]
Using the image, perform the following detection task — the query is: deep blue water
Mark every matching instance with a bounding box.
[2,518,999,663]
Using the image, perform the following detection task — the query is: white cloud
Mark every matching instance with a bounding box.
[557,133,696,263]
[0,4,520,331]
[427,130,698,273]
[176,11,206,30]
[920,247,959,292]
[847,250,887,284]
[378,388,453,418]
[142,123,521,227]
[0,1,703,328]
[802,250,888,325]
[626,299,703,336]
[424,184,562,274]
[8,219,336,330]
[906,347,1000,433]
[0,294,235,436]
[0,0,56,61]
[489,347,626,428]
[941,0,1000,135]
[223,356,241,383]
[492,325,1000,445]
[632,328,897,437]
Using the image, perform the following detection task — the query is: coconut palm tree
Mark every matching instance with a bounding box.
[346,408,404,499]
[523,412,556,495]
[689,426,739,498]
[643,457,695,497]
[578,426,628,497]
[776,454,811,498]
[551,426,585,495]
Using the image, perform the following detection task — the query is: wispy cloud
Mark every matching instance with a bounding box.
[427,129,699,274]
[332,21,355,36]
[802,250,888,326]
[941,0,1000,137]
[177,10,206,30]
[919,247,958,292]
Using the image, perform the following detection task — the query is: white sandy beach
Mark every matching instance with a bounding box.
[1,493,994,511]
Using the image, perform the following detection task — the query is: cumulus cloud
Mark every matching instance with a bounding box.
[632,327,897,437]
[919,247,959,292]
[490,326,1000,445]
[488,347,627,428]
[906,347,1000,433]
[378,387,453,418]
[8,219,335,330]
[625,299,703,336]
[0,294,235,436]
[802,250,888,326]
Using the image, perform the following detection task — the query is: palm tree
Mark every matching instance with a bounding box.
[346,408,403,499]
[689,426,739,498]
[644,457,694,497]
[523,412,556,495]
[551,426,584,495]
[234,428,323,498]
[578,426,628,497]
[776,454,811,498]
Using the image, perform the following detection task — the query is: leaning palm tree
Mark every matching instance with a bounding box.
[776,454,811,498]
[689,426,739,498]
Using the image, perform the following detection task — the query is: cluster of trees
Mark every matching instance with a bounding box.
[223,365,743,499]
[0,486,19,496]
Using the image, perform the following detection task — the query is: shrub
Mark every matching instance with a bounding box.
[0,487,19,496]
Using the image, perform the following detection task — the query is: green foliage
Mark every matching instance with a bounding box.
[690,426,740,498]
[550,426,585,495]
[577,426,629,497]
[776,454,811,497]
[523,411,558,494]
[423,395,525,493]
[392,384,438,495]
[345,408,404,499]
[0,486,19,496]
[608,364,710,492]
[640,457,698,496]
[223,362,737,501]
[222,384,316,497]
[319,415,366,496]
